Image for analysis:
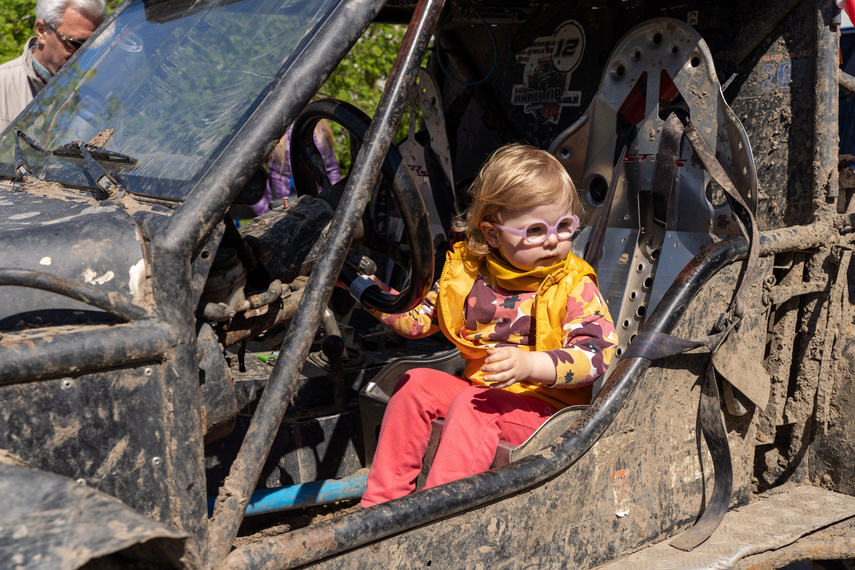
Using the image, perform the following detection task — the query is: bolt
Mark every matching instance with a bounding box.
[152,456,162,467]
[144,368,153,377]
[76,478,86,485]
[61,379,73,390]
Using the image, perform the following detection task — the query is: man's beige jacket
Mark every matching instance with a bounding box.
[0,38,46,132]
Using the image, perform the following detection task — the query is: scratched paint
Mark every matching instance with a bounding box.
[668,426,714,488]
[759,51,809,92]
[82,268,115,285]
[129,259,146,304]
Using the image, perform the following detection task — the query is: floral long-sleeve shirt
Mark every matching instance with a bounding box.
[375,270,617,390]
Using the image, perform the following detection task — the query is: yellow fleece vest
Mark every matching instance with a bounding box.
[436,242,600,409]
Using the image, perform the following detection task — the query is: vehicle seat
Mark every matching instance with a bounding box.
[551,18,757,360]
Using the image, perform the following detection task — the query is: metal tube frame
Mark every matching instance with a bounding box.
[221,217,852,569]
[0,319,171,384]
[144,0,390,560]
[205,0,447,564]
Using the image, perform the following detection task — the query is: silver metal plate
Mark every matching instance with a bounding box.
[554,18,757,351]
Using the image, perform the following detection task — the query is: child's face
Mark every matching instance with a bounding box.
[481,202,575,272]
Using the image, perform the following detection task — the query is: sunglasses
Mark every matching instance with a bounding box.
[491,215,580,245]
[47,23,86,52]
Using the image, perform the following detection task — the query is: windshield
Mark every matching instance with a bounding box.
[0,0,342,200]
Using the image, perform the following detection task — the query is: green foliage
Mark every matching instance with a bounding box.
[320,23,412,171]
[0,0,38,64]
[0,0,123,64]
[322,24,404,119]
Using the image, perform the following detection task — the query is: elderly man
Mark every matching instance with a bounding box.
[0,0,106,132]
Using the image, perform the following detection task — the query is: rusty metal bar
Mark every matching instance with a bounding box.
[148,247,210,555]
[764,279,829,306]
[814,0,840,203]
[815,248,851,433]
[0,319,170,384]
[841,69,855,93]
[755,221,839,254]
[205,0,447,564]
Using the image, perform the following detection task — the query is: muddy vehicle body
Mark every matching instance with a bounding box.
[2,0,855,568]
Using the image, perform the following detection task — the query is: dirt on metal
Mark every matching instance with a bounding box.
[232,501,362,549]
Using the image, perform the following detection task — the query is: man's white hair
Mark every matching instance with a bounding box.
[36,0,107,28]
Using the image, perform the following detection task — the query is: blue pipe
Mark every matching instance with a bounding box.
[207,473,368,517]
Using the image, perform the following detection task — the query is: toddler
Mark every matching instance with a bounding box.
[357,143,618,508]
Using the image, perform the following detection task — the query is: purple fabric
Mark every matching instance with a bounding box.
[251,125,341,215]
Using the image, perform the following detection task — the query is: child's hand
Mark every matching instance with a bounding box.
[482,347,555,388]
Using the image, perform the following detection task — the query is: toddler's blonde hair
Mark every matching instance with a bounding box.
[454,143,583,257]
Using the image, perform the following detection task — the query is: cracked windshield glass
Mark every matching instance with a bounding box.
[0,0,340,199]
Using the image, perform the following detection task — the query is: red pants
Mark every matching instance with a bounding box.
[360,368,556,508]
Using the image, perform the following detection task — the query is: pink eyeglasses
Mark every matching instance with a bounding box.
[491,215,580,245]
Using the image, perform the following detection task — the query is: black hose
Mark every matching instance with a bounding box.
[0,268,148,321]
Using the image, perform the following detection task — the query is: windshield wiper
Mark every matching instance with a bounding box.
[13,133,135,201]
[13,128,49,181]
[52,141,137,200]
[52,141,137,164]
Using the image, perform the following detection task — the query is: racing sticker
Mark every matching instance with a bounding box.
[512,20,585,124]
[760,50,809,91]
[611,467,631,518]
